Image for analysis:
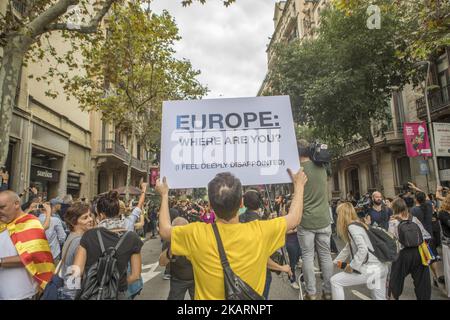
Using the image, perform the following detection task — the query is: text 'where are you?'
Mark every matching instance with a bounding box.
[160,96,300,189]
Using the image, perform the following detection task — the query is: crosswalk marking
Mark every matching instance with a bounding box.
[141,262,161,284]
[351,290,372,300]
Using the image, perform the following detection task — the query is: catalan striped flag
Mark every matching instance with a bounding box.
[6,214,55,290]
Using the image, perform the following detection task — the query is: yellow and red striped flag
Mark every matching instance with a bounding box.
[6,214,55,290]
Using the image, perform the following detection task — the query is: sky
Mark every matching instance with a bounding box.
[149,0,276,99]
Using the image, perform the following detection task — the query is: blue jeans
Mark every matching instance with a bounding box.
[263,269,271,299]
[286,239,301,283]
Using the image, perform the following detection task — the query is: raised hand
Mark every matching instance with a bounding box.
[155,177,169,196]
[287,168,308,189]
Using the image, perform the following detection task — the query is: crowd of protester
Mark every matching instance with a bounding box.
[1,139,450,301]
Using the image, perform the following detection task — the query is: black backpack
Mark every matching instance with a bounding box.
[349,222,400,263]
[77,230,130,300]
[211,224,264,300]
[398,219,423,248]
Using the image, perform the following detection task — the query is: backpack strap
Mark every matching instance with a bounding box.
[347,222,370,264]
[114,231,131,251]
[212,223,230,268]
[97,229,105,254]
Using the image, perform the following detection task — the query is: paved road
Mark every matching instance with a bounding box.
[136,234,449,301]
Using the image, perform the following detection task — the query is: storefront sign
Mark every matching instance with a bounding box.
[433,122,450,157]
[403,122,432,157]
[160,96,300,189]
[31,165,60,182]
[67,174,81,189]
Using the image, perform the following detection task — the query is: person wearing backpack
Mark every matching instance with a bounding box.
[411,192,443,289]
[330,202,389,300]
[71,191,143,300]
[388,197,431,300]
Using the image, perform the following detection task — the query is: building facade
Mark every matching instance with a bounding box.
[259,0,450,199]
[2,1,157,200]
[2,1,92,201]
[89,111,151,196]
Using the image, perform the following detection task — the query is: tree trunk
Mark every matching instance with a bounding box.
[125,126,135,204]
[0,35,31,167]
[368,133,382,192]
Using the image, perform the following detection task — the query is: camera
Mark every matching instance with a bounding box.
[298,141,331,166]
[355,193,372,218]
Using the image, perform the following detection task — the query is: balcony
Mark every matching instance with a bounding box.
[97,140,148,172]
[416,84,450,120]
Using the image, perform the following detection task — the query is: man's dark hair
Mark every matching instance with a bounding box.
[96,190,120,218]
[297,139,311,157]
[243,190,260,211]
[208,172,242,221]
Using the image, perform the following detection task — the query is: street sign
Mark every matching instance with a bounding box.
[418,159,429,175]
[433,122,450,157]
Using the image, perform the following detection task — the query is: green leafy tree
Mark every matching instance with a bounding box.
[333,0,450,59]
[67,3,207,201]
[0,0,232,167]
[268,5,415,190]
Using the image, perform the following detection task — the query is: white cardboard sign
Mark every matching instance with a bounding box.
[160,96,300,189]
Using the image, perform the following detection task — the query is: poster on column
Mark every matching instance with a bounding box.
[403,122,432,157]
[160,96,301,189]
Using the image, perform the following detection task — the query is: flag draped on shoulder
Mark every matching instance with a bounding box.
[6,214,55,290]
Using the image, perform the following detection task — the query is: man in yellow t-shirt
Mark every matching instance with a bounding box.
[156,169,308,300]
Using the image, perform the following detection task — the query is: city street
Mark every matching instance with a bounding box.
[137,234,449,301]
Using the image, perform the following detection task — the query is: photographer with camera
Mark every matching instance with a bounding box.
[296,139,333,300]
[19,185,39,212]
[366,191,392,230]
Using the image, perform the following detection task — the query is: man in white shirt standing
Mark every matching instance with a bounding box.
[0,191,53,300]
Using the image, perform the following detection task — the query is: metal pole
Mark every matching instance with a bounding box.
[423,61,441,188]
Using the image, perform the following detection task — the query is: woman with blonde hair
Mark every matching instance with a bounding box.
[330,202,388,300]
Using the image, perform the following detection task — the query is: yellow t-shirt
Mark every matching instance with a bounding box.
[171,217,287,300]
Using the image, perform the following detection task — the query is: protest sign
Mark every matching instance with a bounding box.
[160,96,300,189]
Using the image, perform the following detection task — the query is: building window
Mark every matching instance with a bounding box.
[137,143,141,160]
[333,172,339,191]
[393,91,405,131]
[437,53,449,103]
[101,120,107,141]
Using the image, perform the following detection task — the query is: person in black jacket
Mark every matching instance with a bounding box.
[412,192,443,287]
[159,217,195,300]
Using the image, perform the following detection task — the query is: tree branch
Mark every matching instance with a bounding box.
[43,0,117,35]
[28,0,79,37]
